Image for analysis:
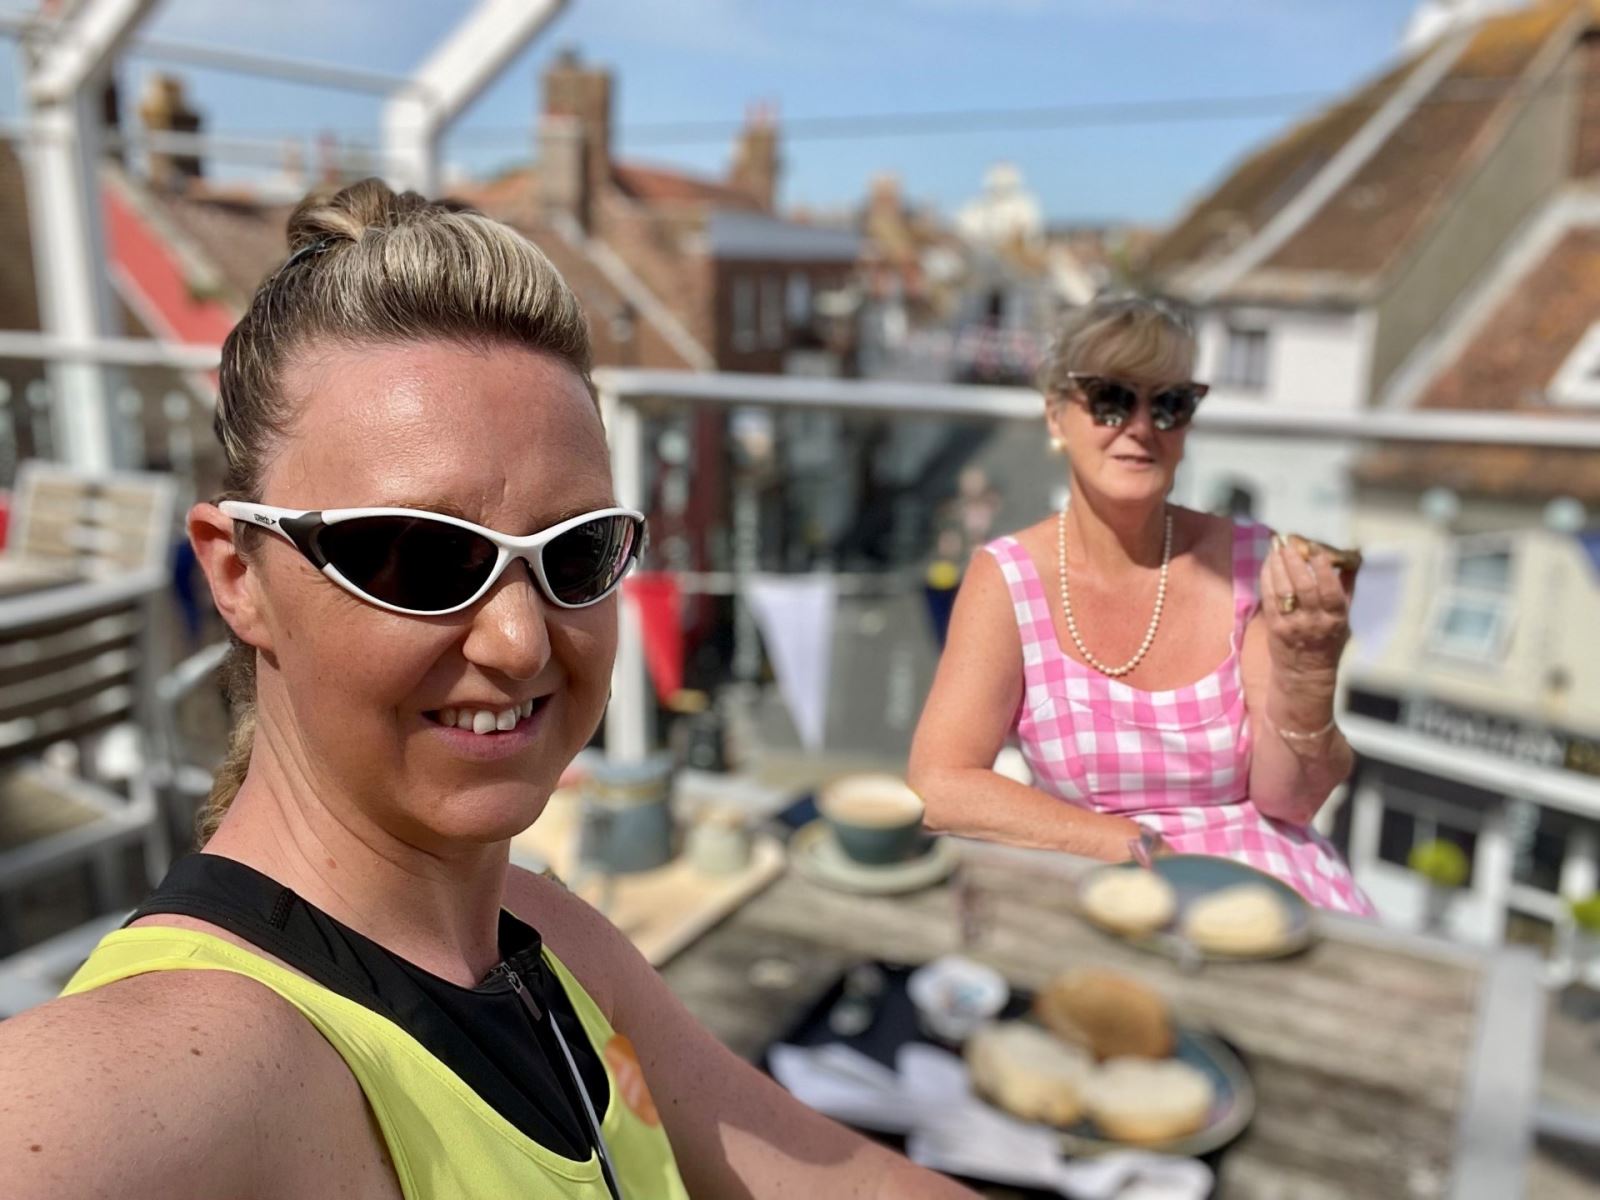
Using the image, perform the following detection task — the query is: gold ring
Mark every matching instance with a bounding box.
[1278,592,1298,615]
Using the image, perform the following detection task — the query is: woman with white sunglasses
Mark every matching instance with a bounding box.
[1,180,974,1200]
[909,296,1372,915]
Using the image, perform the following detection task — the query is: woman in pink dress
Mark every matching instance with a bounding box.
[908,296,1372,915]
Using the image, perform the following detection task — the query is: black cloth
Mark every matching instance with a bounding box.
[126,852,611,1162]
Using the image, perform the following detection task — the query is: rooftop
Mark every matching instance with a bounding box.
[1146,0,1587,304]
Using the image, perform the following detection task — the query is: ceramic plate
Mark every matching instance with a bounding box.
[1050,1025,1255,1159]
[1074,854,1315,962]
[790,820,960,896]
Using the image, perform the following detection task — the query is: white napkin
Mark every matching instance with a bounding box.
[769,1042,1213,1200]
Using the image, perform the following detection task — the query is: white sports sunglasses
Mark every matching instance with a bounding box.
[220,501,645,616]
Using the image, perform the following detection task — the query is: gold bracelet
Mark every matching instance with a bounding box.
[1265,713,1337,743]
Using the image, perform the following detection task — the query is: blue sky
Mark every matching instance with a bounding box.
[1,0,1419,224]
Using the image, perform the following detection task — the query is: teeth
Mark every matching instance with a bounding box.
[436,704,535,734]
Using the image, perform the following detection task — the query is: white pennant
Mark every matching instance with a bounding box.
[746,575,837,750]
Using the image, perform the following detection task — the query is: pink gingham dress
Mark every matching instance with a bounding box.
[986,520,1374,915]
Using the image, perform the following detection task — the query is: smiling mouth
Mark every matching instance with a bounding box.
[1113,454,1155,464]
[424,696,550,735]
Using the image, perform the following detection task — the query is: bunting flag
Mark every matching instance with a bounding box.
[1347,552,1407,667]
[746,575,838,750]
[624,572,684,704]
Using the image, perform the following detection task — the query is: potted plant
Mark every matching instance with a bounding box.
[1408,839,1468,933]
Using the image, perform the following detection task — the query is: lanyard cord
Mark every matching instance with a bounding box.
[504,966,625,1200]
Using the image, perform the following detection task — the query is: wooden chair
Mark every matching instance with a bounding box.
[0,460,177,597]
[0,570,171,967]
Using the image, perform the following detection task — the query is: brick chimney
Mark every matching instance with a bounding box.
[138,73,203,191]
[539,49,612,230]
[729,103,780,212]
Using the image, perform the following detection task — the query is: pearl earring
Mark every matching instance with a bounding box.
[1049,436,1066,454]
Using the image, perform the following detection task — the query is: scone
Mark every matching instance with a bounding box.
[1079,868,1176,937]
[1034,968,1175,1060]
[1086,1058,1215,1144]
[1285,533,1363,574]
[965,1021,1095,1127]
[1182,883,1292,956]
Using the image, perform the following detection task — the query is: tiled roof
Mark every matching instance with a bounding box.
[1147,0,1583,298]
[612,162,762,211]
[1142,58,1417,280]
[1572,32,1600,175]
[146,186,296,308]
[1353,223,1600,500]
[1353,442,1600,504]
[1417,225,1600,411]
[1263,1,1575,280]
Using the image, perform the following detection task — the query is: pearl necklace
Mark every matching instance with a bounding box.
[1057,506,1172,678]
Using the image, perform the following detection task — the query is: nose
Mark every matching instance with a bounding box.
[1120,395,1160,441]
[460,560,553,681]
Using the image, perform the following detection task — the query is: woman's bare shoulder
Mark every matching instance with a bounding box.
[1004,515,1057,558]
[503,864,648,1023]
[0,969,387,1200]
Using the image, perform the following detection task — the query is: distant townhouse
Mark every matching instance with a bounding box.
[1144,0,1600,955]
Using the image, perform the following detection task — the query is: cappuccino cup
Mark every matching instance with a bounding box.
[817,775,927,866]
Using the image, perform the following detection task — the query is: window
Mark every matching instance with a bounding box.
[732,277,756,352]
[1427,538,1515,663]
[1550,321,1600,407]
[1218,326,1269,391]
[761,274,783,349]
[786,272,812,327]
[1375,796,1478,887]
[1509,801,1574,895]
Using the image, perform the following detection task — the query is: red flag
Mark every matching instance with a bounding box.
[624,572,684,703]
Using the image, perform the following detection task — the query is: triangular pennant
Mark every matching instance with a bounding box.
[746,575,837,750]
[624,572,684,704]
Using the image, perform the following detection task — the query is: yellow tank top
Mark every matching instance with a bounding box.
[62,927,691,1200]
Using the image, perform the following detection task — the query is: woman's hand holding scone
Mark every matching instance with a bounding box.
[1259,533,1357,680]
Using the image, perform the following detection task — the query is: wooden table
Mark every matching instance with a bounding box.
[662,842,1544,1200]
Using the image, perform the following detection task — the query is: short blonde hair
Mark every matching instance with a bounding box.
[1039,295,1197,396]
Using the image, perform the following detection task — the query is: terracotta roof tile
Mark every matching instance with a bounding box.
[1263,1,1576,280]
[1146,1,1584,292]
[1353,442,1600,503]
[1421,225,1600,410]
[1354,223,1600,499]
[612,162,761,211]
[1572,33,1600,175]
[147,187,295,307]
[1142,57,1416,277]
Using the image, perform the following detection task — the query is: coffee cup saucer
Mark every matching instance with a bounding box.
[789,819,960,896]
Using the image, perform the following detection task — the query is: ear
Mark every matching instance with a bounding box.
[1044,396,1070,447]
[188,503,275,654]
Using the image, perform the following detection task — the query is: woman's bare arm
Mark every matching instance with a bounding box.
[907,551,1142,861]
[1242,537,1356,825]
[511,870,977,1199]
[0,970,393,1200]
